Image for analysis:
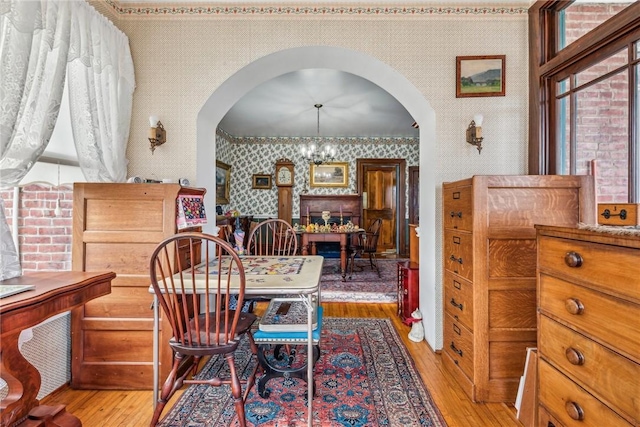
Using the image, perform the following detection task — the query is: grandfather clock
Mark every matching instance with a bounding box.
[275,158,294,225]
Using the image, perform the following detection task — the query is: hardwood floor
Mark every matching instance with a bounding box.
[43,302,522,427]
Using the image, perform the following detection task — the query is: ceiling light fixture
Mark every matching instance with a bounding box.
[300,104,336,165]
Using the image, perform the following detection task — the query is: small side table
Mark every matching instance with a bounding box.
[397,261,419,325]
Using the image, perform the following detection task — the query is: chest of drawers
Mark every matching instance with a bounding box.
[536,225,640,427]
[442,175,595,403]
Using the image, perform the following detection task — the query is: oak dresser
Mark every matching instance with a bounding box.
[536,225,640,427]
[442,175,595,403]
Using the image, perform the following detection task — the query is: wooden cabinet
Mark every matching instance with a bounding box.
[71,183,206,389]
[397,261,419,324]
[536,225,640,427]
[409,223,419,264]
[442,175,595,403]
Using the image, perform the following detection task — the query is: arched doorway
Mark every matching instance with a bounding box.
[195,46,439,349]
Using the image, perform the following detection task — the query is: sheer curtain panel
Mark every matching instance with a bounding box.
[0,0,72,188]
[67,1,135,183]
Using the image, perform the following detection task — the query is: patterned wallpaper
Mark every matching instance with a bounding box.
[101,1,530,351]
[216,131,419,218]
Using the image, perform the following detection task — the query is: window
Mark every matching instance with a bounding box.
[558,1,635,52]
[530,1,640,202]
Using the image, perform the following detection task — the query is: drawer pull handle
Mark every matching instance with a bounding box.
[601,208,627,220]
[450,298,463,311]
[565,401,585,421]
[450,211,462,218]
[450,342,463,356]
[565,347,585,366]
[565,298,585,315]
[449,255,463,264]
[564,251,583,268]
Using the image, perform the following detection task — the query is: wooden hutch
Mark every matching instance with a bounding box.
[71,183,206,389]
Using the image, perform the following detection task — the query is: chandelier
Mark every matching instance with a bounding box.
[300,103,336,165]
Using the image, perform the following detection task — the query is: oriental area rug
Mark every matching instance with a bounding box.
[158,317,447,427]
[320,258,405,303]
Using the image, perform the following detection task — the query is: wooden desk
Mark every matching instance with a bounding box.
[0,271,115,427]
[299,231,363,281]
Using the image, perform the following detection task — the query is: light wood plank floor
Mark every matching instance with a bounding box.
[43,302,522,427]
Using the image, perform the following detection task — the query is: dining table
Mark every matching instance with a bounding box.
[297,229,364,281]
[151,255,323,427]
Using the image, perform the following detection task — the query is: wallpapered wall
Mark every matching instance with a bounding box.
[100,1,530,351]
[216,132,419,218]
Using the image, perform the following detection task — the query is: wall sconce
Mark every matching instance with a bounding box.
[466,114,483,154]
[148,115,166,154]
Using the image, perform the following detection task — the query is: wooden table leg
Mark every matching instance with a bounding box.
[1,330,41,426]
[340,235,347,281]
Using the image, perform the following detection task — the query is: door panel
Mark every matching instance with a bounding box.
[363,166,396,254]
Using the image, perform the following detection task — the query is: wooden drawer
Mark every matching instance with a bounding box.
[538,235,640,301]
[443,185,473,231]
[443,231,473,282]
[539,316,640,421]
[443,271,473,331]
[443,313,474,380]
[538,359,633,427]
[539,274,640,360]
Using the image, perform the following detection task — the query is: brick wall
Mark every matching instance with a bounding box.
[564,3,633,203]
[1,184,73,272]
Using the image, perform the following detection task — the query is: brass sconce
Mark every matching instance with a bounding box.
[148,115,166,154]
[466,114,483,154]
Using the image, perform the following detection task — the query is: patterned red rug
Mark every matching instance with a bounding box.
[158,317,447,426]
[320,258,405,303]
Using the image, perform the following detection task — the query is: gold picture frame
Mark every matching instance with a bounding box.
[310,162,349,187]
[215,160,231,204]
[456,55,505,98]
[252,174,272,189]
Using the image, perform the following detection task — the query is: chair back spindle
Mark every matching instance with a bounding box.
[247,219,297,257]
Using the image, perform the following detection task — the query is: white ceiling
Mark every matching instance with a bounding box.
[219,69,419,139]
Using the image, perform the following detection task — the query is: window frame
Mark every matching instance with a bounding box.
[529,1,640,200]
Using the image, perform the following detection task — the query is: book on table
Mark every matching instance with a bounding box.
[0,284,36,299]
[259,298,318,332]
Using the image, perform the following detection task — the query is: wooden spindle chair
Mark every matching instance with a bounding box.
[348,218,382,279]
[148,233,258,427]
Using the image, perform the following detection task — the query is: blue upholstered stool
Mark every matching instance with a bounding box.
[253,303,323,398]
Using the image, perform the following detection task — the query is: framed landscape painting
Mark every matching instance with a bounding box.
[252,174,272,189]
[310,162,349,188]
[456,55,505,98]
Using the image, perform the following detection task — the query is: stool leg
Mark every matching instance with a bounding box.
[256,344,320,399]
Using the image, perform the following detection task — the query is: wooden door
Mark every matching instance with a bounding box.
[408,166,419,225]
[358,159,406,256]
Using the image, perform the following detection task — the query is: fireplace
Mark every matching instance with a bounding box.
[299,194,362,257]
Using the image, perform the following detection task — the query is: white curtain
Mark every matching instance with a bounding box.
[0,0,72,187]
[67,1,135,182]
[0,0,135,277]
